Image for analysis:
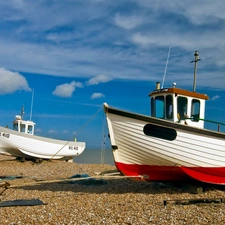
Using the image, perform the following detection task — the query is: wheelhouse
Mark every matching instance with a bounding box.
[149,82,209,128]
[12,115,36,135]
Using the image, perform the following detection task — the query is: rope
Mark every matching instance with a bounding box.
[50,106,103,160]
[73,106,103,137]
[100,111,107,164]
[1,174,144,190]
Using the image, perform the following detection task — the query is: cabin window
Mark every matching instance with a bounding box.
[155,96,165,119]
[151,98,155,117]
[20,124,26,133]
[191,99,200,121]
[177,97,188,119]
[166,95,173,119]
[13,123,18,131]
[28,125,33,134]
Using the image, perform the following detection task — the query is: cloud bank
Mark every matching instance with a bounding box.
[0,1,224,89]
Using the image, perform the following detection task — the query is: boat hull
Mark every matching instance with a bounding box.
[115,162,225,184]
[0,126,85,159]
[104,103,225,185]
[115,162,191,181]
[0,146,32,158]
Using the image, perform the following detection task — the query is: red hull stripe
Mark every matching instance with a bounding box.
[115,162,191,181]
[115,162,225,184]
[179,166,225,185]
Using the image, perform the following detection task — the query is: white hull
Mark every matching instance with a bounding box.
[106,112,225,167]
[0,126,85,159]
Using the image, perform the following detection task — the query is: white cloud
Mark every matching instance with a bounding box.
[211,95,221,101]
[0,68,31,95]
[91,93,105,99]
[52,81,83,98]
[86,74,112,86]
[131,33,155,46]
[114,13,143,29]
[136,0,225,25]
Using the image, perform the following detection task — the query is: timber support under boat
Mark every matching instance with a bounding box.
[164,197,225,206]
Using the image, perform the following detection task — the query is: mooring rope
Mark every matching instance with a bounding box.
[50,106,103,160]
[100,110,107,164]
[0,174,143,191]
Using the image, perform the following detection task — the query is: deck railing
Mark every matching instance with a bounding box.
[183,117,225,132]
[199,118,225,132]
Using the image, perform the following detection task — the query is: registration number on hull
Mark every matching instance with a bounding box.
[68,146,79,150]
[0,132,10,138]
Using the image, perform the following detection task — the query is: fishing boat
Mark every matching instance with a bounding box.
[103,51,225,185]
[0,107,85,160]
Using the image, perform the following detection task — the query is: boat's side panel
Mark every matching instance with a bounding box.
[115,162,191,181]
[179,166,225,184]
[0,147,29,158]
[115,162,225,184]
[107,113,225,167]
[0,132,29,158]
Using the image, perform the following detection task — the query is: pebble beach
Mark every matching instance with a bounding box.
[1,155,225,224]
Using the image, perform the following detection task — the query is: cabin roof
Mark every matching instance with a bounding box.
[149,87,209,100]
[13,119,36,126]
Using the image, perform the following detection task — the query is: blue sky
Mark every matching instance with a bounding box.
[0,1,225,148]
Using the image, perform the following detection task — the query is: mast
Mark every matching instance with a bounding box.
[190,51,201,92]
[30,89,34,121]
[21,106,25,119]
[162,46,171,89]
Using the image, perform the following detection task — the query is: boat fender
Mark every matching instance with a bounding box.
[178,119,188,125]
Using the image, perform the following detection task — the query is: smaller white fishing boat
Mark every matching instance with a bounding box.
[0,107,85,160]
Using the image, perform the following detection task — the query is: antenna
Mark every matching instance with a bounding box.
[21,106,25,119]
[30,89,34,121]
[162,46,171,89]
[190,51,201,92]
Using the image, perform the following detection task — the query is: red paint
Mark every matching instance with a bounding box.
[115,162,191,182]
[115,162,225,184]
[180,166,225,185]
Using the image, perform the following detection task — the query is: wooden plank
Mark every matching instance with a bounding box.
[164,198,224,206]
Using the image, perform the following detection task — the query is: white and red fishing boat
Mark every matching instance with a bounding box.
[104,51,225,185]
